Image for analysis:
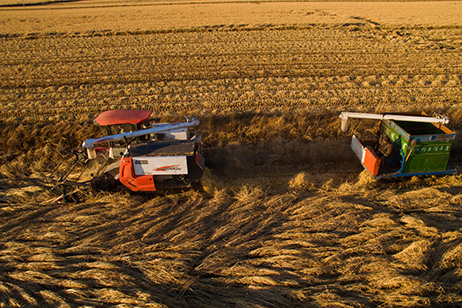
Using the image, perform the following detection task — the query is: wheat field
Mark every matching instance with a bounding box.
[1,1,462,307]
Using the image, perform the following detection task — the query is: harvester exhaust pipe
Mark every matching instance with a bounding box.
[339,112,450,132]
[340,117,349,133]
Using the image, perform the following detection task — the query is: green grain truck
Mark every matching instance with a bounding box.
[340,112,457,179]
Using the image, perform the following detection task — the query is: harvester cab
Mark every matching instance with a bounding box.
[49,110,205,193]
[92,109,153,159]
[339,112,457,179]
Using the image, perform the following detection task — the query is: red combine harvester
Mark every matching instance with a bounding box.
[49,110,205,192]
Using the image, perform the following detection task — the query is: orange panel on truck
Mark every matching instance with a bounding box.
[364,147,381,176]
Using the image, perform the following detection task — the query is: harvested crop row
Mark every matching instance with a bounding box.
[1,25,462,124]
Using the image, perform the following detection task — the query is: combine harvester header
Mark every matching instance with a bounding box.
[339,111,457,179]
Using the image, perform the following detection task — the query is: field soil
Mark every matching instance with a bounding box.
[1,1,462,307]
